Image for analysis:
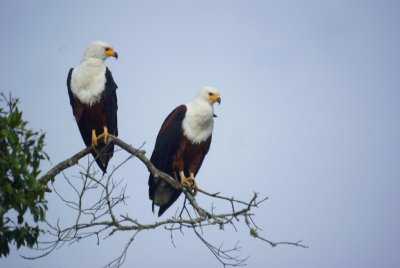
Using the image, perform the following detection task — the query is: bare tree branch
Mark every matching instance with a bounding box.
[38,147,91,188]
[29,136,307,267]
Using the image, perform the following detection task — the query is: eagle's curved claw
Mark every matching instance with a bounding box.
[97,126,116,144]
[91,129,98,150]
[180,172,198,196]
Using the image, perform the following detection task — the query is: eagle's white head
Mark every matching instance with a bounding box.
[183,86,222,143]
[71,41,118,105]
[81,40,118,62]
[194,86,222,105]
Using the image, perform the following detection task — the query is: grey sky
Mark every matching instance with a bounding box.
[1,0,400,267]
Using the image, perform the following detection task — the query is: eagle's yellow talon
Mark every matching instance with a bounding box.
[180,172,198,196]
[97,126,116,144]
[91,129,98,150]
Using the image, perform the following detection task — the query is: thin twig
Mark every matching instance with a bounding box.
[27,136,308,267]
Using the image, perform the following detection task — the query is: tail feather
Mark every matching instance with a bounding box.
[92,143,114,174]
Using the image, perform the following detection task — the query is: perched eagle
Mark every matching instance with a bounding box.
[148,86,221,216]
[67,41,118,174]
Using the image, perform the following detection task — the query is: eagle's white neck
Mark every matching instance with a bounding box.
[182,99,214,144]
[70,58,106,106]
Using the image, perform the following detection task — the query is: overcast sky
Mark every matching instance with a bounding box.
[1,0,400,267]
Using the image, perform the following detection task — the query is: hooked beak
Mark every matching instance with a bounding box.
[113,51,118,60]
[106,48,118,59]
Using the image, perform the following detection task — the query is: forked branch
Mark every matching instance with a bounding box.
[30,136,307,267]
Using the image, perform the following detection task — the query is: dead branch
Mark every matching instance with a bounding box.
[29,136,307,267]
[39,146,91,188]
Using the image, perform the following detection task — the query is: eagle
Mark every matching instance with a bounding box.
[148,86,221,216]
[67,41,118,174]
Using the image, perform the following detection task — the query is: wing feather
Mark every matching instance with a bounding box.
[104,67,118,137]
[148,105,187,212]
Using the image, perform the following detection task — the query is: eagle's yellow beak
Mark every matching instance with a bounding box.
[105,48,118,59]
[209,93,221,104]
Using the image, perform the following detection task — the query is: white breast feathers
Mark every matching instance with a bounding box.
[70,58,106,106]
[182,101,214,143]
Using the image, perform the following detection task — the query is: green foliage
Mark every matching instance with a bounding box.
[0,92,49,257]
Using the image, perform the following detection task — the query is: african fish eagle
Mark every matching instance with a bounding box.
[67,41,118,174]
[148,86,221,216]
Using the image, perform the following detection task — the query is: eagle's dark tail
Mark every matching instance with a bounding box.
[92,142,114,175]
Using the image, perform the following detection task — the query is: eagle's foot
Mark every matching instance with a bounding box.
[180,172,198,196]
[91,129,98,150]
[97,127,115,144]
